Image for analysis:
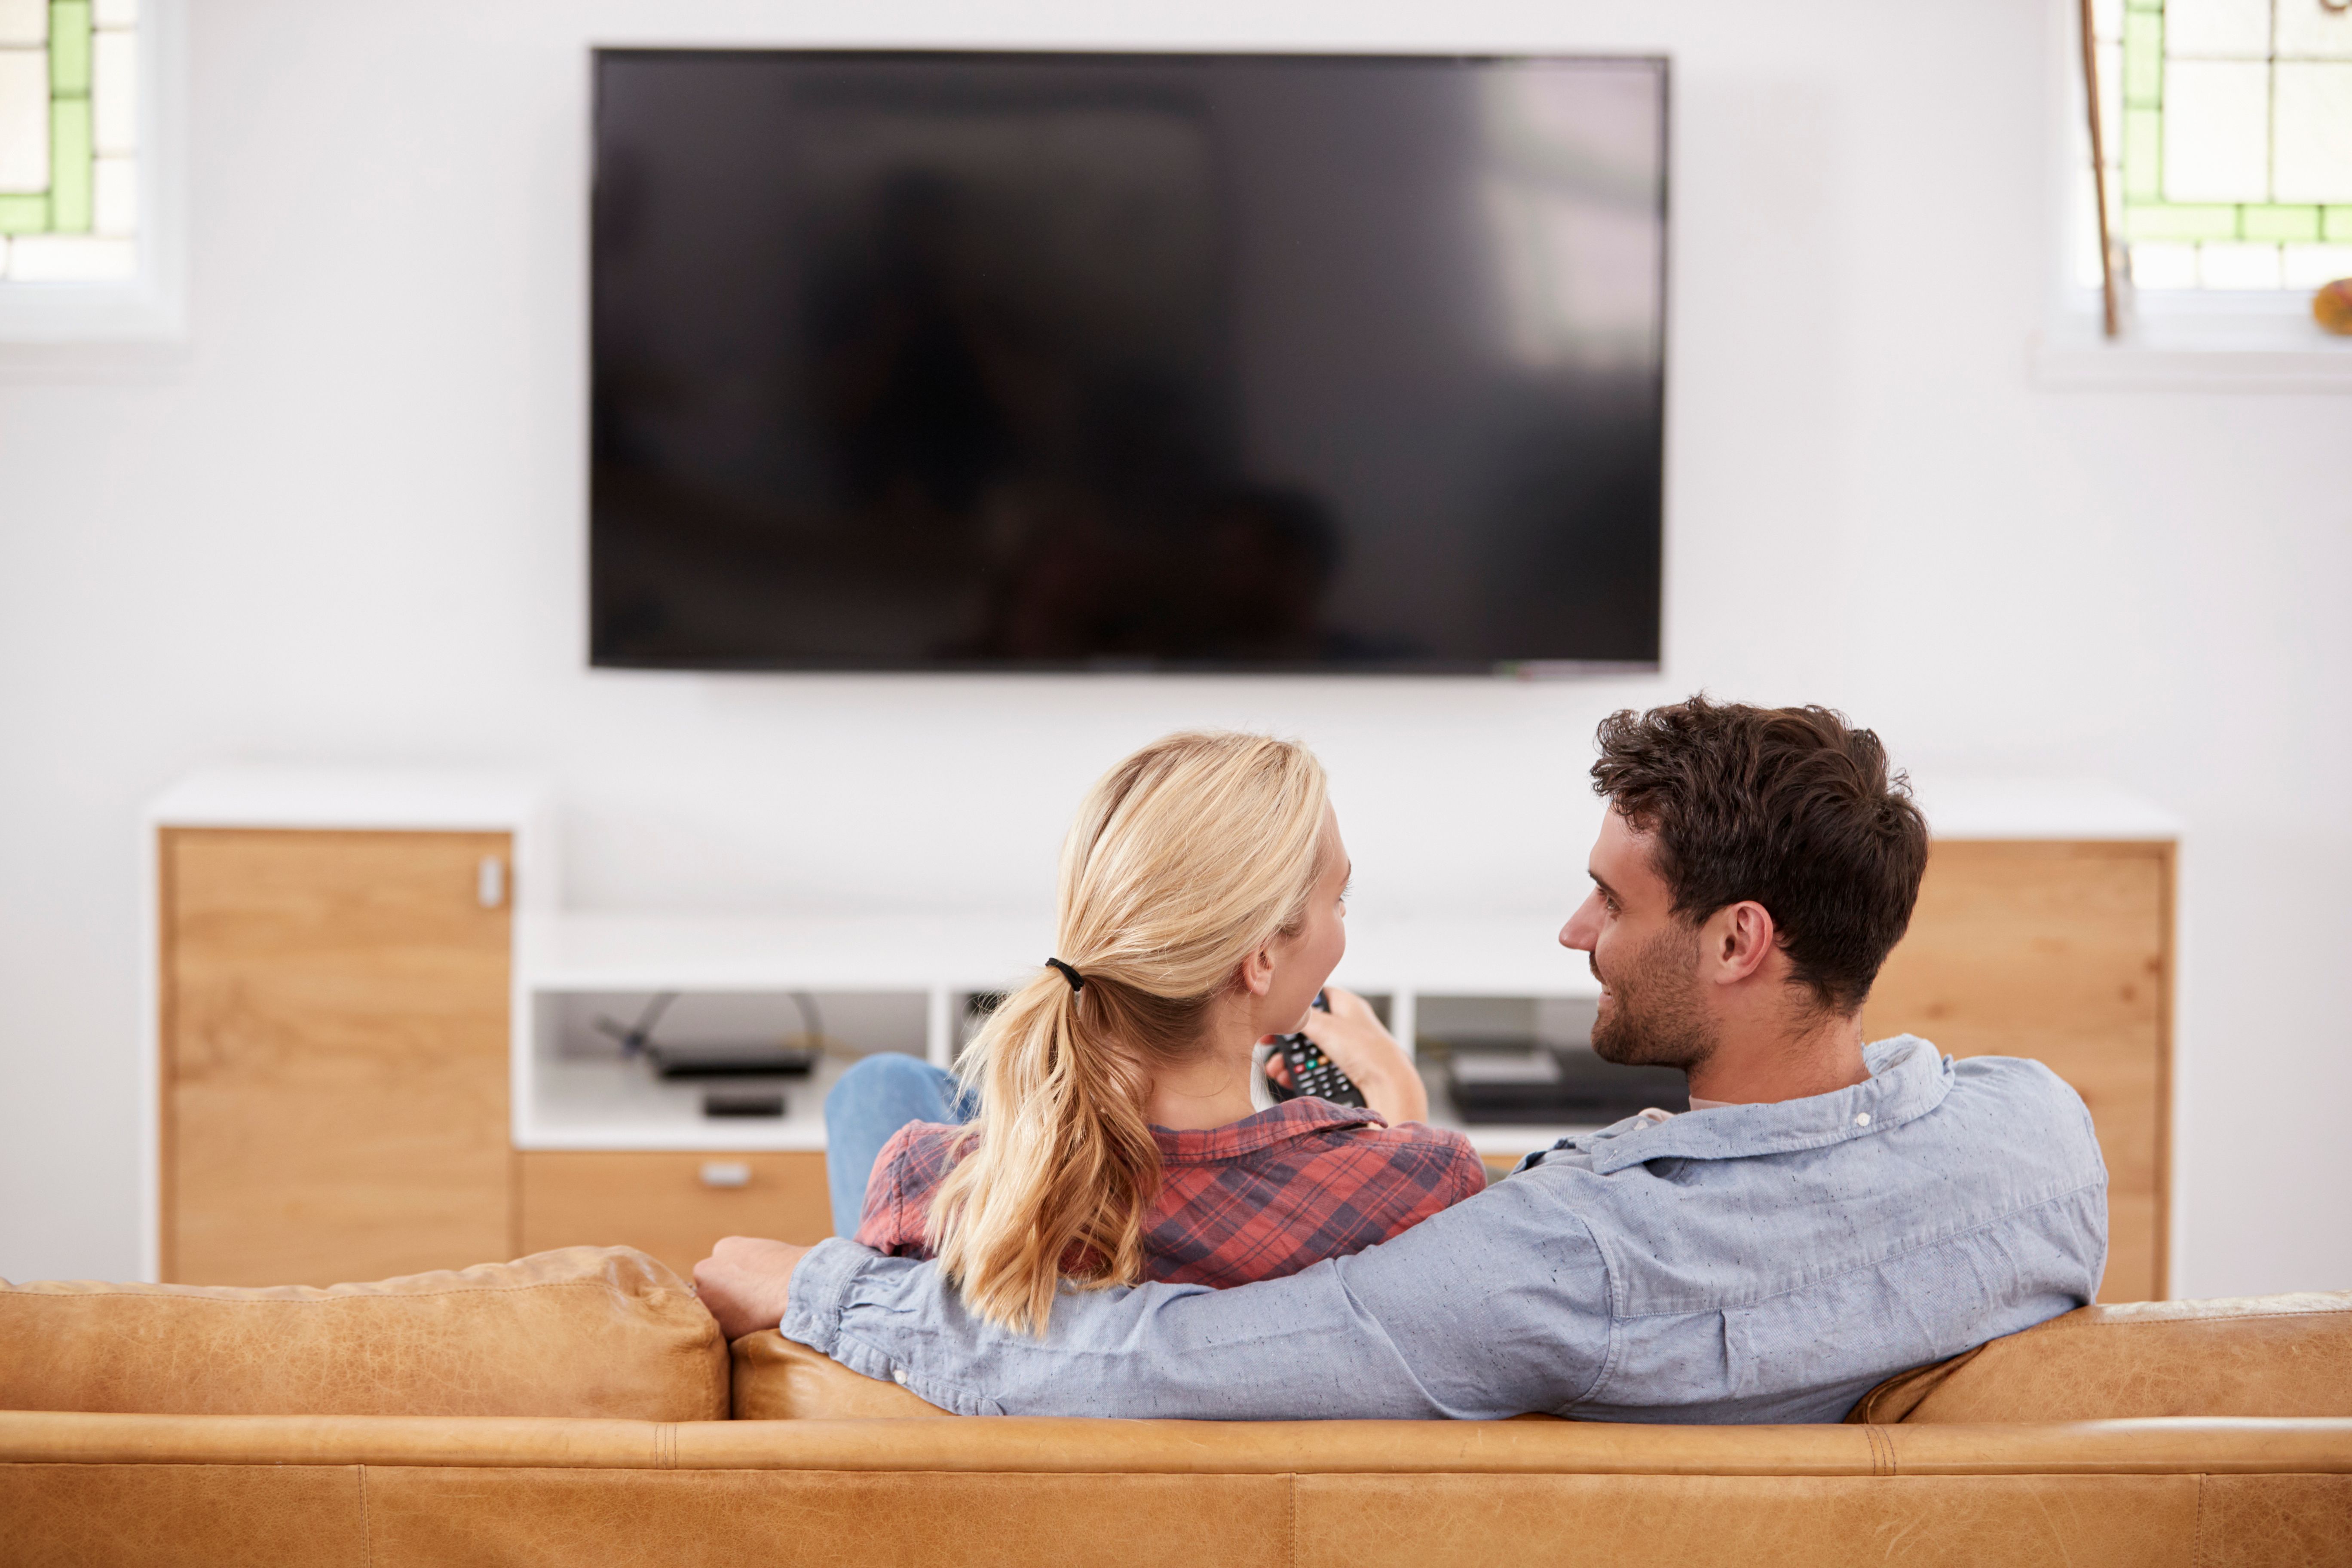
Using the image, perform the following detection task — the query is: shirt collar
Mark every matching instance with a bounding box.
[1151,1098,1386,1164]
[1572,1035,1951,1175]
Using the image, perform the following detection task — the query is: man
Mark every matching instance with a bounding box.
[696,698,2107,1423]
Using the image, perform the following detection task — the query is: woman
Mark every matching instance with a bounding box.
[834,730,1486,1335]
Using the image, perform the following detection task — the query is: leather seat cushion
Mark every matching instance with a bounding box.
[733,1330,950,1419]
[1850,1291,2352,1423]
[0,1246,727,1420]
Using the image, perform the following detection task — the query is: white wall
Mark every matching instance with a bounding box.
[1,0,2344,1295]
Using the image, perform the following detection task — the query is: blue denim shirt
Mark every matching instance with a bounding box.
[781,1037,2107,1423]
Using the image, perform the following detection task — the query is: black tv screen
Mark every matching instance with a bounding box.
[591,51,1666,673]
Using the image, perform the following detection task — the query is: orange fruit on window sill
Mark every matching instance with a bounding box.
[2316,279,2352,336]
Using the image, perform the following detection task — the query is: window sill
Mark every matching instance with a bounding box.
[2033,297,2352,392]
[0,274,184,344]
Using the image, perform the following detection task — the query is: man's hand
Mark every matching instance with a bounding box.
[1268,984,1430,1125]
[692,1235,810,1340]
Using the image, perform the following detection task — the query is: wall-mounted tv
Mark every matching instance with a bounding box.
[591,50,1666,673]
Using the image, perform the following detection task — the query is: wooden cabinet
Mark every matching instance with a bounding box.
[517,1151,833,1282]
[161,828,514,1286]
[1863,839,2173,1303]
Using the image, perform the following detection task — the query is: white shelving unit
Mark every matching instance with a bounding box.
[516,911,1026,1153]
[512,907,1605,1156]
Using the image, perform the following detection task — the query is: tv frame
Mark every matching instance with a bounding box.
[588,47,1672,679]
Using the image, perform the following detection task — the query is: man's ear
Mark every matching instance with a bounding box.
[1707,901,1779,986]
[1237,944,1277,998]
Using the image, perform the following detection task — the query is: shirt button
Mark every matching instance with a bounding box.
[1854,1112,1872,1127]
[892,1368,909,1386]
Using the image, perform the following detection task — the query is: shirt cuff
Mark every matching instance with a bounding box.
[779,1236,872,1351]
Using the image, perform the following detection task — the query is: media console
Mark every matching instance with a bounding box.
[143,767,2178,1297]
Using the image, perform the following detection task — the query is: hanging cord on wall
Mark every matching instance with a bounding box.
[594,991,679,1058]
[788,990,826,1054]
[2078,0,2132,338]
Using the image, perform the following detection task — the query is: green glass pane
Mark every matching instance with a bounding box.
[2125,0,2162,12]
[49,94,88,230]
[0,191,49,233]
[2124,108,2164,200]
[2328,206,2352,242]
[2123,12,2164,108]
[2122,202,2240,239]
[48,0,89,95]
[2241,205,2321,242]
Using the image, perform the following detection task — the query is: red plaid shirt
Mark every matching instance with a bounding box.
[853,1099,1489,1288]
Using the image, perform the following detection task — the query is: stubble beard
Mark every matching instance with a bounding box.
[1588,923,1720,1076]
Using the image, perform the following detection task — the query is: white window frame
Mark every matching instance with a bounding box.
[2034,0,2352,389]
[0,0,184,342]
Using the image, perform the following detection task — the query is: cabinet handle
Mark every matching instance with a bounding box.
[699,1161,752,1188]
[477,857,505,910]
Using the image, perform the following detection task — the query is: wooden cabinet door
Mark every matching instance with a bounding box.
[518,1151,833,1283]
[163,828,513,1286]
[1862,839,2172,1303]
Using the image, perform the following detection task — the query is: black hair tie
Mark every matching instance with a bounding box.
[1045,958,1085,994]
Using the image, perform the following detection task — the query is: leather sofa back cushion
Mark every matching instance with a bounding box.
[1851,1291,2352,1423]
[0,1246,727,1420]
[733,1331,949,1419]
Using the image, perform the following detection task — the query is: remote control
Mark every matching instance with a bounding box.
[1265,993,1367,1109]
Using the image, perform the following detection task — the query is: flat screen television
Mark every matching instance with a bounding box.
[591,50,1667,673]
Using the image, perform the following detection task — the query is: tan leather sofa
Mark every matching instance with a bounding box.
[4,1248,2347,1568]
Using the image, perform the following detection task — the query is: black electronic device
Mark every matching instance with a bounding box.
[1265,993,1367,1109]
[648,1043,821,1079]
[701,1090,787,1118]
[1442,1045,1686,1124]
[591,49,1668,674]
[596,991,826,1078]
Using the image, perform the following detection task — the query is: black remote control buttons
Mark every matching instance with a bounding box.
[1265,995,1366,1108]
[1275,1032,1368,1108]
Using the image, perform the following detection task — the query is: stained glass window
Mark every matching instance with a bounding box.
[0,0,136,282]
[2087,0,2352,291]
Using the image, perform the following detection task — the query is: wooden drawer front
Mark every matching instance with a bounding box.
[518,1152,833,1283]
[1863,839,2171,1302]
[164,828,513,1286]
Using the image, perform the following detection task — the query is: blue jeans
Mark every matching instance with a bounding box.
[822,1053,978,1238]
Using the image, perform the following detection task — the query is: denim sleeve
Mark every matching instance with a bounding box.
[781,1174,1613,1420]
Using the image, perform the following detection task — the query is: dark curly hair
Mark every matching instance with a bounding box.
[1591,696,1929,1014]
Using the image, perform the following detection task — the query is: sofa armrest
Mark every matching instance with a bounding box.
[1850,1291,2352,1423]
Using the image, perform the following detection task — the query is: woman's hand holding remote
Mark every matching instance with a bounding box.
[1271,985,1428,1125]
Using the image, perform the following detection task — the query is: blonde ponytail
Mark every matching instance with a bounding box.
[927,732,1331,1334]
